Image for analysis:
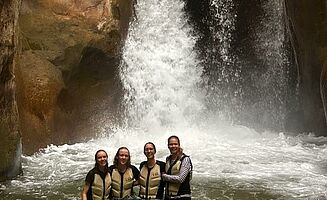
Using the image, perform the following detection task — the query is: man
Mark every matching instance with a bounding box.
[139,142,165,199]
[162,135,193,200]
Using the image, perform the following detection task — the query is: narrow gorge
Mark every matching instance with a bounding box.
[0,1,326,199]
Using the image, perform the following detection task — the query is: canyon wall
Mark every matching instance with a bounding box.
[0,0,22,181]
[16,0,134,155]
[285,0,327,135]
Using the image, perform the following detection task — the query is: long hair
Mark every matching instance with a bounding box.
[113,147,131,168]
[94,149,109,170]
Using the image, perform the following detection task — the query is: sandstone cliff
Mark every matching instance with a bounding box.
[16,0,134,154]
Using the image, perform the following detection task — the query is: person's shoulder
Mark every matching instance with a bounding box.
[130,165,139,171]
[181,153,191,160]
[165,155,171,161]
[130,165,140,179]
[181,154,193,169]
[156,160,165,166]
[140,161,147,166]
[108,165,115,172]
[140,161,147,169]
[85,167,97,183]
[156,160,166,172]
[88,167,97,174]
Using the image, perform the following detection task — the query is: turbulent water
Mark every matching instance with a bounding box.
[1,130,327,199]
[1,0,327,199]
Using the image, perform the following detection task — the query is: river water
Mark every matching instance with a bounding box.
[1,0,327,199]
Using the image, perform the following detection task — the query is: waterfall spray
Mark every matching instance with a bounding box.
[120,0,204,132]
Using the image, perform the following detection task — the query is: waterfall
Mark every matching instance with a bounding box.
[120,0,204,132]
[203,0,240,122]
[202,0,296,131]
[248,0,293,130]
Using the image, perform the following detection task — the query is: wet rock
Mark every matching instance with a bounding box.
[16,51,65,154]
[0,0,22,181]
[16,0,134,154]
[285,0,327,136]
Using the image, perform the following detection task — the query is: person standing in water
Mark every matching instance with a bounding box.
[109,147,140,199]
[82,149,112,200]
[139,142,165,199]
[162,135,193,200]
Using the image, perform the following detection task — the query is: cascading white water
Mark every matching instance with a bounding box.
[250,0,291,129]
[203,0,243,122]
[209,0,236,64]
[1,0,327,199]
[120,0,204,132]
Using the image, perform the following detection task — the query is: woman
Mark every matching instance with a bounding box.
[82,149,112,200]
[109,147,140,199]
[139,142,165,199]
[162,135,193,200]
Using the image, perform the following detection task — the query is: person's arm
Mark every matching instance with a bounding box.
[81,182,90,200]
[82,169,94,200]
[132,165,140,186]
[162,157,191,183]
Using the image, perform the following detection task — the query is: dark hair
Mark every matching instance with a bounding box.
[113,147,131,168]
[94,149,108,169]
[168,135,180,145]
[144,142,156,155]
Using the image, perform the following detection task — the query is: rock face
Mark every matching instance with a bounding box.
[17,0,134,154]
[285,0,327,135]
[0,0,22,181]
[16,51,65,153]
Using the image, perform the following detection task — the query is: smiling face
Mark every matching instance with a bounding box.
[144,143,156,159]
[168,137,180,156]
[118,148,130,166]
[96,150,108,167]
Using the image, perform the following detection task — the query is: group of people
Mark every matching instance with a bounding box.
[82,135,193,200]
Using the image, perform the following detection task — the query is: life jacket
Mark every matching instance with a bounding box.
[91,172,112,200]
[165,154,192,197]
[139,162,162,199]
[111,168,135,198]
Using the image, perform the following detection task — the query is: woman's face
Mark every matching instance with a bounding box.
[144,143,155,159]
[168,138,180,155]
[96,151,108,167]
[118,148,129,166]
